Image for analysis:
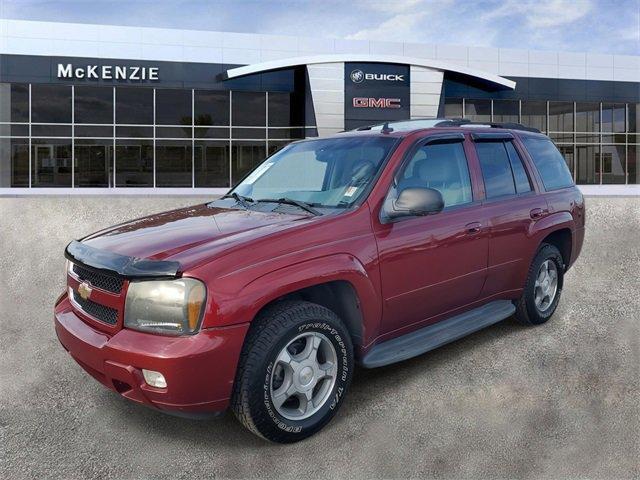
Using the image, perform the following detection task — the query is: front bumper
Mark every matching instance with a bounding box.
[54,296,249,417]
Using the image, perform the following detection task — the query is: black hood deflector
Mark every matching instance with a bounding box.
[65,240,181,279]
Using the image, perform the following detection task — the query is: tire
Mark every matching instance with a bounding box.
[231,300,354,443]
[515,243,564,326]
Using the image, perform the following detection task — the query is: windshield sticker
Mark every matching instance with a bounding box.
[243,162,274,184]
[344,186,358,197]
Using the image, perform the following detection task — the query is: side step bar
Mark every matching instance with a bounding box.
[361,300,516,368]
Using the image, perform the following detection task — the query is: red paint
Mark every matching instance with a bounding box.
[54,126,585,416]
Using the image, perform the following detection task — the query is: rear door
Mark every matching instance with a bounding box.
[373,134,489,336]
[470,132,548,297]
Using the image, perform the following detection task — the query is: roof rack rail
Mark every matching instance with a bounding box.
[435,119,540,133]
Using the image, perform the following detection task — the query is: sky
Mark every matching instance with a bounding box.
[0,0,638,55]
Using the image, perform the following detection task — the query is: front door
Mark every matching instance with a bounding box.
[374,137,488,336]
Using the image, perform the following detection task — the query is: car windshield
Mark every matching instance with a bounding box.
[231,136,398,209]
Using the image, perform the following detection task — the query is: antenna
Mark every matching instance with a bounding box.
[381,122,394,134]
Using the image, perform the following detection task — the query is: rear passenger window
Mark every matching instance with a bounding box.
[504,142,532,193]
[398,141,472,207]
[521,137,574,191]
[476,141,516,198]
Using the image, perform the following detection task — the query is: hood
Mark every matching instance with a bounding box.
[81,203,312,265]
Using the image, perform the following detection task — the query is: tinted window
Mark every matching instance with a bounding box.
[75,86,113,124]
[0,83,29,122]
[31,85,71,123]
[476,141,516,198]
[398,142,472,207]
[232,92,265,126]
[194,90,229,126]
[116,87,153,124]
[522,137,574,190]
[504,142,532,193]
[156,89,192,125]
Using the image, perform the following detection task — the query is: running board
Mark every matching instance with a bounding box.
[361,300,516,368]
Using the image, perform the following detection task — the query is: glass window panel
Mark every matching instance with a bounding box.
[549,133,574,144]
[232,127,266,139]
[116,87,153,125]
[601,134,626,144]
[194,90,229,126]
[232,141,266,185]
[155,88,192,126]
[575,102,600,132]
[521,101,547,132]
[628,145,639,184]
[444,98,463,118]
[464,99,491,122]
[232,92,266,126]
[74,140,113,187]
[31,124,72,137]
[522,137,575,190]
[0,124,29,136]
[305,127,319,138]
[31,138,72,187]
[548,101,573,132]
[75,86,113,124]
[268,141,291,156]
[194,141,230,187]
[557,145,575,180]
[629,104,638,133]
[0,83,29,122]
[115,140,153,187]
[268,92,292,127]
[75,125,113,137]
[116,126,153,138]
[195,127,229,139]
[600,145,626,184]
[156,126,192,139]
[155,140,192,187]
[492,100,519,123]
[31,85,71,123]
[504,141,532,193]
[0,138,29,187]
[575,134,599,143]
[268,128,305,139]
[575,144,600,184]
[475,141,516,198]
[601,103,625,133]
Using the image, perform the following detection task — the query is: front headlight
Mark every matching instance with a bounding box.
[124,278,206,335]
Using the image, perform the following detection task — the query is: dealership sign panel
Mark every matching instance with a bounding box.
[344,62,410,130]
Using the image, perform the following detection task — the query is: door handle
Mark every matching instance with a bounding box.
[465,222,482,234]
[530,208,548,219]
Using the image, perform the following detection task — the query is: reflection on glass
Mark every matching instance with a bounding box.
[0,83,29,122]
[601,103,625,133]
[575,144,599,184]
[194,90,229,126]
[557,145,575,179]
[75,141,113,187]
[628,145,639,184]
[194,141,230,187]
[232,92,266,126]
[268,92,292,127]
[232,141,266,185]
[600,145,626,184]
[31,85,72,123]
[492,100,519,123]
[156,141,192,187]
[464,99,491,122]
[31,139,72,187]
[549,102,573,132]
[0,138,29,187]
[115,140,153,187]
[116,87,153,125]
[75,86,113,124]
[575,102,599,132]
[444,98,463,118]
[155,89,192,125]
[521,101,547,132]
[268,141,290,156]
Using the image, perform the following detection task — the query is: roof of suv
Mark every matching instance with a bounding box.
[339,118,545,138]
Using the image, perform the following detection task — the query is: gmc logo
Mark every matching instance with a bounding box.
[352,97,401,109]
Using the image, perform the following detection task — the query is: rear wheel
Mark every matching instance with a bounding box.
[231,300,353,443]
[515,243,564,325]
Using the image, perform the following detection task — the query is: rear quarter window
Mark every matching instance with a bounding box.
[521,137,574,191]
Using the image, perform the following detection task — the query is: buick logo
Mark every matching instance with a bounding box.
[78,281,93,300]
[350,69,365,83]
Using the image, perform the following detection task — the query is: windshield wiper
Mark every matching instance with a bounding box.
[221,192,254,209]
[256,197,323,216]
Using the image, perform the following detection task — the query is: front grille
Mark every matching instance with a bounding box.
[71,290,119,325]
[72,263,124,294]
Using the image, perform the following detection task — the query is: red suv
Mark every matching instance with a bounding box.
[55,119,585,443]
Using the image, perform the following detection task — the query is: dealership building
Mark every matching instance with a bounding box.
[0,19,638,194]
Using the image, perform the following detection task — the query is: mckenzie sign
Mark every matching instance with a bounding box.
[57,63,160,81]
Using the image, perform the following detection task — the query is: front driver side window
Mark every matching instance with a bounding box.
[397,141,473,207]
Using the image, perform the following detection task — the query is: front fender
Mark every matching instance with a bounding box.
[206,254,382,347]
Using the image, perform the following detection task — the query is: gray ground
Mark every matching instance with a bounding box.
[0,196,638,479]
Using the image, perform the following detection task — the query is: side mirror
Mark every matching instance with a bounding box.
[386,187,444,219]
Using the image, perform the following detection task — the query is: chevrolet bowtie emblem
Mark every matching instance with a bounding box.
[78,281,93,300]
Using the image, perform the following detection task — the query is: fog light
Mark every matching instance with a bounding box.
[142,369,167,388]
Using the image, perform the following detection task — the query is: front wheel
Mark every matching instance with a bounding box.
[515,243,564,325]
[231,301,354,443]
